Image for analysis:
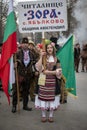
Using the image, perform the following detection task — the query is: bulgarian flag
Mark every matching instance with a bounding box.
[0,0,17,104]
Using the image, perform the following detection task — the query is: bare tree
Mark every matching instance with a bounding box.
[0,0,8,43]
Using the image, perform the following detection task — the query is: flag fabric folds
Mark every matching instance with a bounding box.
[0,0,17,104]
[56,35,77,97]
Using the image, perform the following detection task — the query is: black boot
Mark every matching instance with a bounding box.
[12,106,16,113]
[64,99,67,103]
[23,106,32,111]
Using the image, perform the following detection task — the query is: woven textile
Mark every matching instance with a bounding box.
[38,75,56,101]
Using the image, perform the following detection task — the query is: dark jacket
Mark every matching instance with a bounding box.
[74,47,80,59]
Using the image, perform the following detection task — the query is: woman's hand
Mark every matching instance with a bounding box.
[43,70,49,75]
[40,50,46,57]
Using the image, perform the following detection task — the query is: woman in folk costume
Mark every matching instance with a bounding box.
[35,42,62,123]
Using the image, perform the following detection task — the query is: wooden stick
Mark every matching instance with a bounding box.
[14,54,20,113]
[42,38,46,70]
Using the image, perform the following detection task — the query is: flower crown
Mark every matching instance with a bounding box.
[50,42,55,47]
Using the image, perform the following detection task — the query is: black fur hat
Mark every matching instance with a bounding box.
[22,37,28,44]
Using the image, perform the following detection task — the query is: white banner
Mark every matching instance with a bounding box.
[18,0,68,33]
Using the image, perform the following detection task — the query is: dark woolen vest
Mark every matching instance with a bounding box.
[17,49,35,78]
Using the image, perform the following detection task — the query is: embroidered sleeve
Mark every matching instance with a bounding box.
[35,63,44,72]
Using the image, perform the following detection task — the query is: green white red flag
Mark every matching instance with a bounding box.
[0,0,17,104]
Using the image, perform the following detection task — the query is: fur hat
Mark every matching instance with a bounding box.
[22,37,28,44]
[0,43,3,47]
[29,40,35,46]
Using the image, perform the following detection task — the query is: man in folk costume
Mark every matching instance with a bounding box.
[28,40,40,102]
[12,37,36,113]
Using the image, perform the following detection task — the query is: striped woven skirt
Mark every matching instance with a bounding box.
[38,75,56,101]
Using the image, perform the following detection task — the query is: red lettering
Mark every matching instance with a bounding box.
[32,21,36,24]
[37,20,41,24]
[28,21,31,24]
[60,19,64,23]
[50,20,54,23]
[42,20,45,24]
[55,19,59,23]
[46,20,49,24]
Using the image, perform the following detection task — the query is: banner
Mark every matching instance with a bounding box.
[18,0,67,33]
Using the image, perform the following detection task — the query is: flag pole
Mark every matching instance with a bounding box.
[42,32,46,70]
[14,53,20,113]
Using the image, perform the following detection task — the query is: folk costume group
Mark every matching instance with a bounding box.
[12,37,66,123]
